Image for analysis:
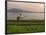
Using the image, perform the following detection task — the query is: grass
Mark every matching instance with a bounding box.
[7,20,45,33]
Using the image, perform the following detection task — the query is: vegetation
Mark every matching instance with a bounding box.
[7,20,45,33]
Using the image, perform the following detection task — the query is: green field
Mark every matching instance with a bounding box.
[7,20,45,33]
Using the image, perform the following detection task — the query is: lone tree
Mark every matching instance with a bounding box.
[16,13,22,24]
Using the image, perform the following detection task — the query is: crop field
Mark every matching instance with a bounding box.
[7,20,45,34]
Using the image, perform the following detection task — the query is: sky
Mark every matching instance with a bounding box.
[7,0,44,20]
[7,2,44,12]
[7,0,44,2]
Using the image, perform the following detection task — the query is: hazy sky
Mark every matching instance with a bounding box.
[7,0,44,2]
[7,2,44,12]
[7,1,44,20]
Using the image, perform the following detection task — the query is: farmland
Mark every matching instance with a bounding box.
[7,20,45,34]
